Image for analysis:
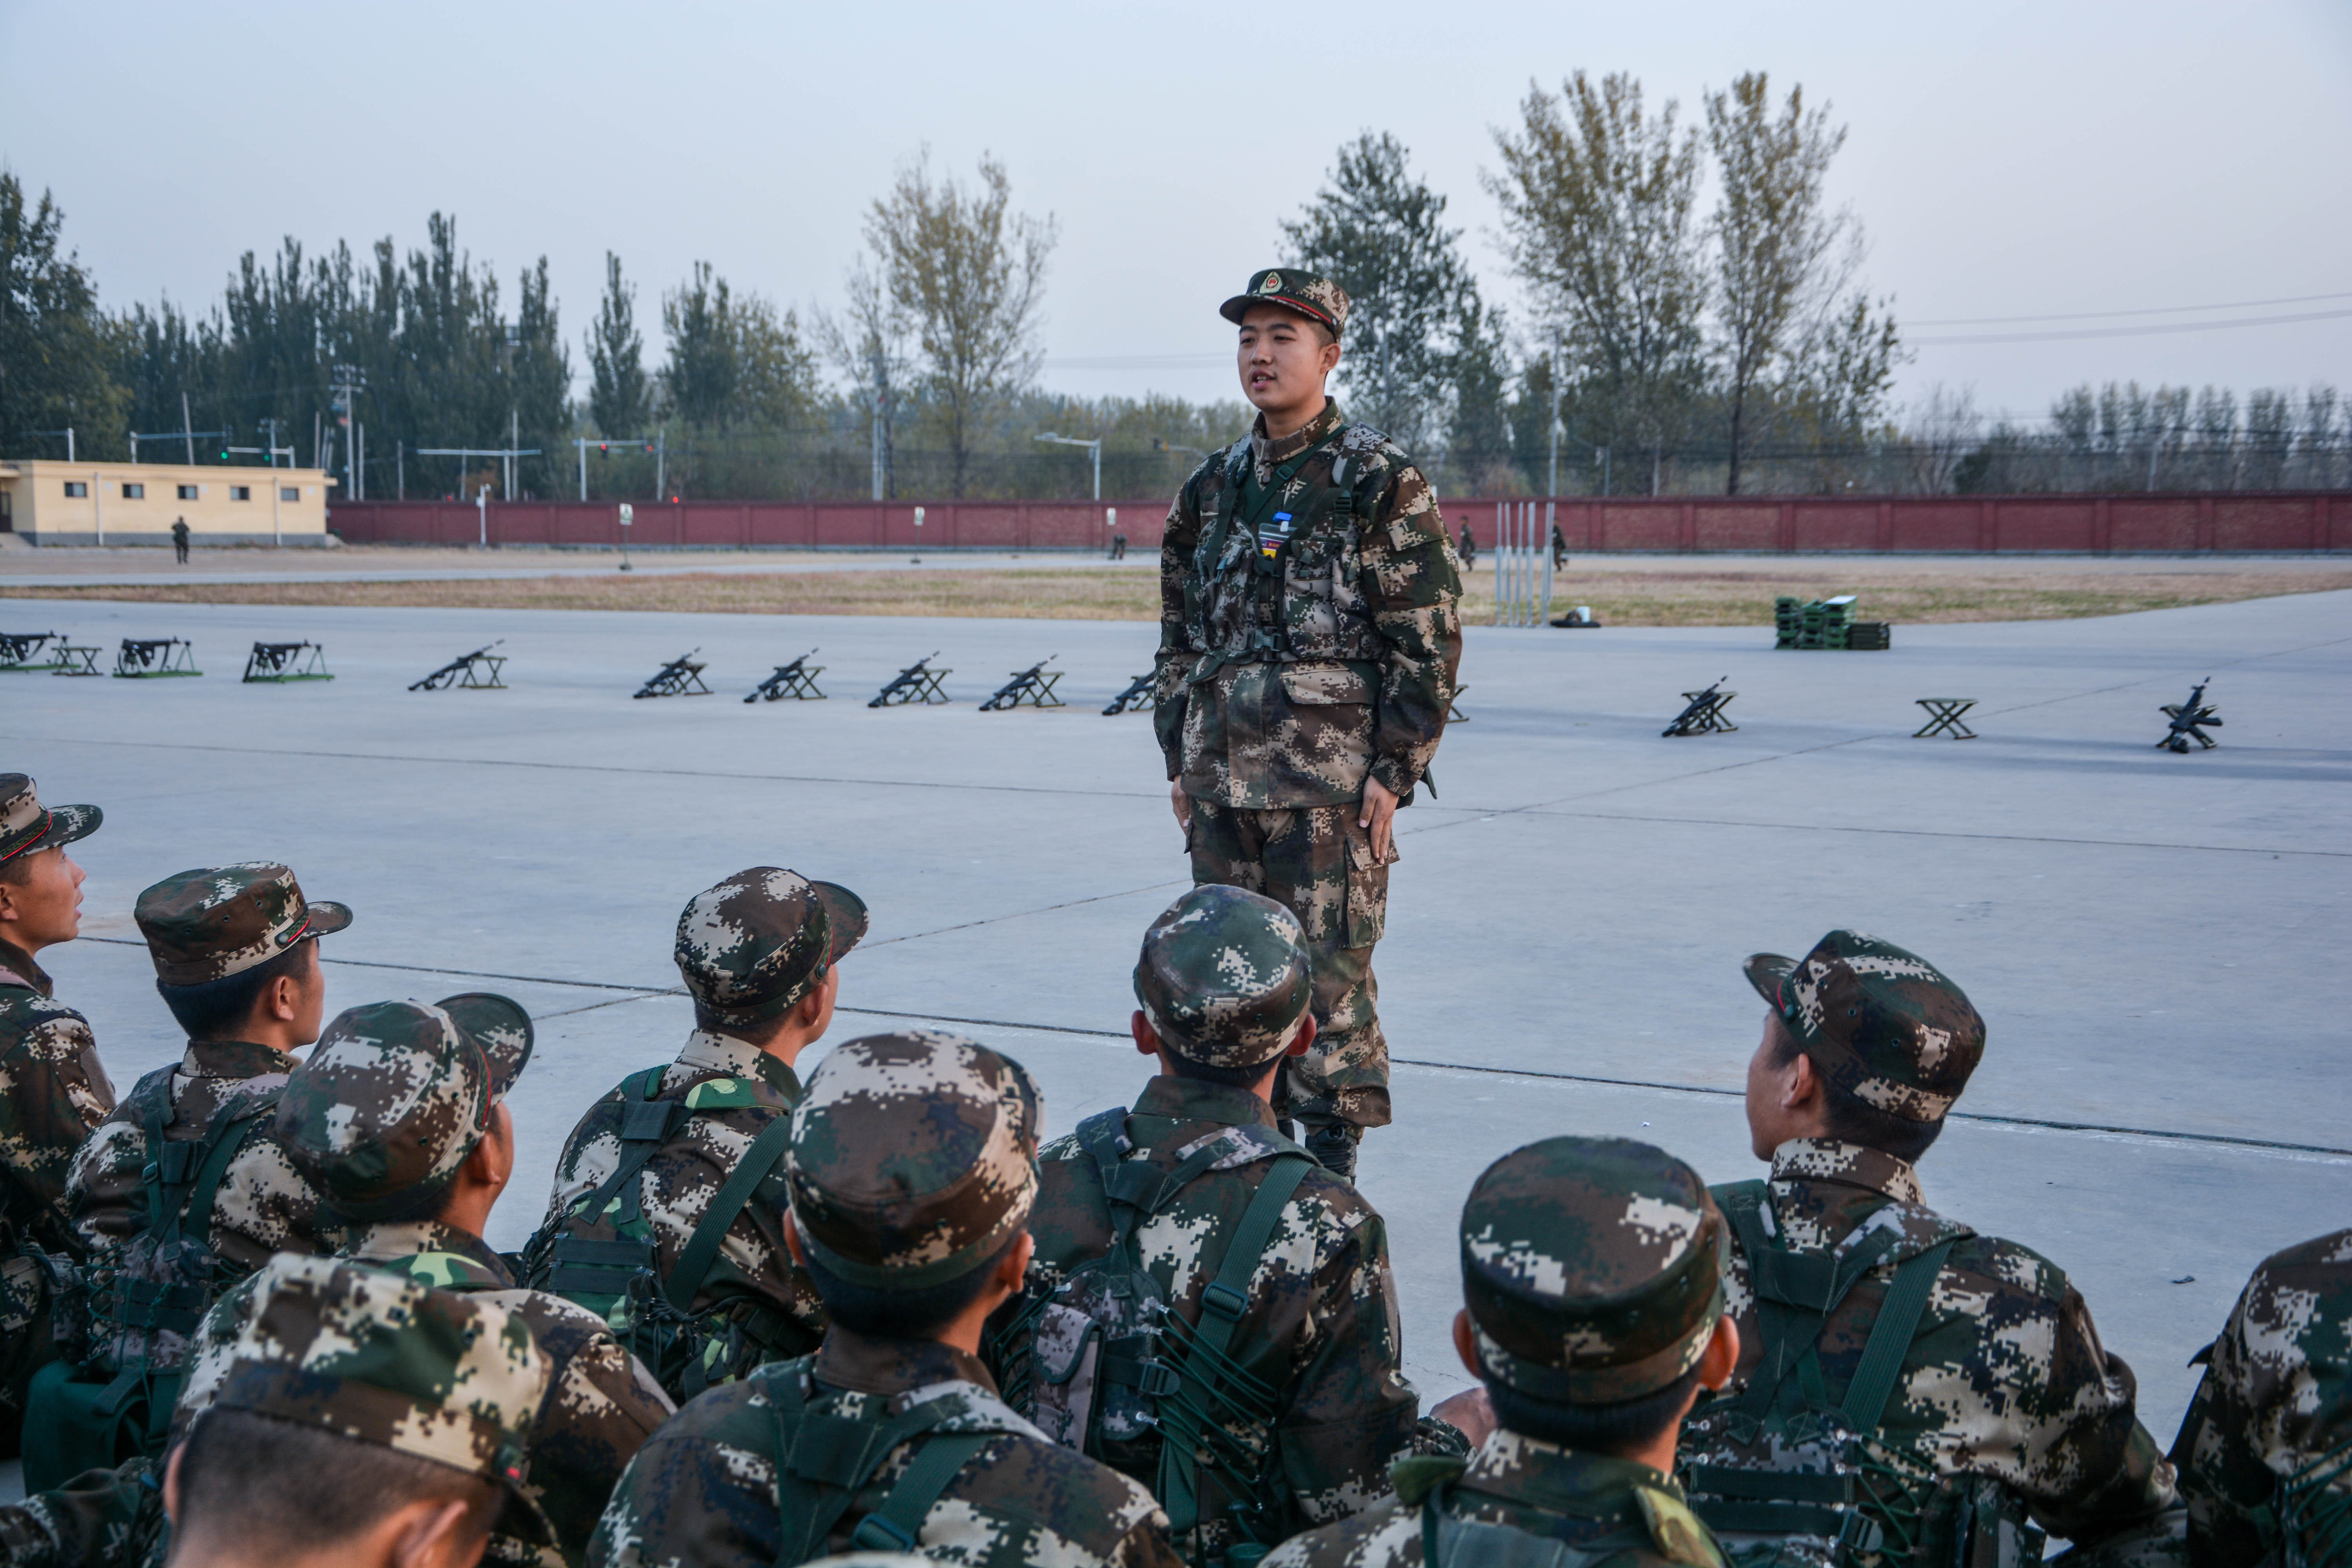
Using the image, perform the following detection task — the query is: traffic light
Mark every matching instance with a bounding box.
[600,442,609,454]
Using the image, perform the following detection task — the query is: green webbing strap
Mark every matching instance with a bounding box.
[1719,1189,1905,1422]
[1838,1238,1956,1434]
[572,1066,676,1230]
[1158,1149,1314,1537]
[767,1367,978,1568]
[848,1432,993,1554]
[179,1099,276,1251]
[664,1115,792,1316]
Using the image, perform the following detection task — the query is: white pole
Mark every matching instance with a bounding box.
[65,426,74,463]
[477,483,488,547]
[1491,504,1503,626]
[272,473,281,546]
[1092,440,1101,502]
[1540,500,1554,624]
[183,392,195,465]
[578,439,587,501]
[357,423,365,502]
[93,470,103,546]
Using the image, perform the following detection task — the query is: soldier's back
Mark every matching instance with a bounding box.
[0,967,113,1254]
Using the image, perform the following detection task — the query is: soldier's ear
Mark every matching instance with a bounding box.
[1131,1010,1160,1058]
[1697,1314,1741,1393]
[1452,1309,1479,1378]
[1285,1014,1318,1058]
[781,1209,807,1267]
[162,1441,186,1526]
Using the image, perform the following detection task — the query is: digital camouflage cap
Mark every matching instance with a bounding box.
[1462,1136,1726,1404]
[1744,929,1985,1123]
[1132,884,1312,1069]
[207,1252,550,1494]
[786,1031,1040,1290]
[135,861,352,985]
[0,774,101,866]
[276,994,535,1222]
[675,867,867,1030]
[1220,269,1351,338]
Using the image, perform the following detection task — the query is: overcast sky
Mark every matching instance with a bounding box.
[5,1,2347,430]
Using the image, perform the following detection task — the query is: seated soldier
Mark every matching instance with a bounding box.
[2170,1227,2352,1567]
[0,775,116,1454]
[1268,1135,1741,1568]
[591,1031,1181,1568]
[993,885,1468,1564]
[162,1254,550,1568]
[525,868,858,1401]
[1677,930,2177,1563]
[170,994,672,1566]
[45,862,350,1488]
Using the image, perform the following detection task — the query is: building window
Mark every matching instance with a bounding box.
[280,486,300,502]
[177,484,199,500]
[122,483,145,499]
[231,485,252,501]
[64,481,87,497]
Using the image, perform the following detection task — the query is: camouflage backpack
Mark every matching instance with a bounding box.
[25,1077,283,1491]
[1676,1182,2046,1568]
[993,1107,1314,1556]
[525,1065,796,1402]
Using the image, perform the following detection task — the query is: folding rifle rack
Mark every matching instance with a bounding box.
[1662,679,1737,737]
[634,650,713,699]
[243,641,334,683]
[1102,671,1155,716]
[869,653,950,708]
[980,657,1063,711]
[1913,698,1977,739]
[0,632,65,672]
[52,644,102,677]
[410,642,508,691]
[1448,685,1470,723]
[745,650,826,703]
[114,638,201,679]
[2158,679,2221,753]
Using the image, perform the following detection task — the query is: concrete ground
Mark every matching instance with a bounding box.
[5,586,2346,1463]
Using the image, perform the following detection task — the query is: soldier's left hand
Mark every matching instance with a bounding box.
[1359,778,1399,864]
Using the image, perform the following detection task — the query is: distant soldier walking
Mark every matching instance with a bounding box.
[170,517,190,564]
[1153,269,1463,1180]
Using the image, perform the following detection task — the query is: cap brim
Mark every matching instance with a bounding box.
[1743,952,1798,1016]
[812,881,868,965]
[437,993,535,1098]
[1220,294,1336,330]
[7,803,102,860]
[304,900,354,938]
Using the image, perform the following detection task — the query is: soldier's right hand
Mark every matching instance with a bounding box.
[1171,780,1193,833]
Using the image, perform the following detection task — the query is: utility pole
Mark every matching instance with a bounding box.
[328,366,366,502]
[260,417,283,469]
[1035,433,1103,500]
[181,392,196,464]
[508,409,519,501]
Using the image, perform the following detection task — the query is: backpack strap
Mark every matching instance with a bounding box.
[768,1367,993,1568]
[663,1115,792,1316]
[1716,1182,1905,1422]
[1838,1238,1956,1434]
[846,1432,994,1555]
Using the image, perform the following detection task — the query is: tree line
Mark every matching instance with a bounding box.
[3,75,2343,503]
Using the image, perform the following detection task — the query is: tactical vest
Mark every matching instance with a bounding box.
[993,1108,1315,1558]
[526,1065,797,1403]
[758,1358,1030,1564]
[1184,430,1387,686]
[24,1083,281,1493]
[1677,1182,2045,1568]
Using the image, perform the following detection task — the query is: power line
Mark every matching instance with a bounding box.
[1911,289,2352,327]
[1912,307,2352,347]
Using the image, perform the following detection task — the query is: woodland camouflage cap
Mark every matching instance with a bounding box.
[1220,269,1351,337]
[1461,1136,1726,1404]
[0,775,100,865]
[277,995,535,1223]
[1744,929,1985,1123]
[675,867,868,1030]
[787,1031,1041,1290]
[1133,885,1312,1069]
[207,1253,550,1493]
[135,862,352,985]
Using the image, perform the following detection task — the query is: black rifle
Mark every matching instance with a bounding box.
[2158,679,2221,752]
[410,641,507,691]
[980,656,1064,711]
[243,641,332,682]
[746,649,826,703]
[0,632,62,670]
[1103,671,1156,715]
[634,650,713,699]
[869,653,949,708]
[1663,678,1737,737]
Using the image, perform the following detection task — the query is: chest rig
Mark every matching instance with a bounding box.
[1186,430,1377,683]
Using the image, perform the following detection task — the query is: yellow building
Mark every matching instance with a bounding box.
[0,459,336,547]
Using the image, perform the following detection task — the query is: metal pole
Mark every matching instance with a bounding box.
[1540,499,1555,624]
[578,439,587,501]
[477,483,488,547]
[397,439,404,500]
[272,471,281,545]
[65,426,74,463]
[182,393,195,465]
[508,410,518,501]
[93,470,103,546]
[656,431,665,501]
[1491,505,1503,626]
[357,423,365,501]
[1092,441,1101,502]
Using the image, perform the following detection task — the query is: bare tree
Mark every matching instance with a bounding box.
[812,261,914,500]
[866,150,1055,497]
[1900,384,1981,493]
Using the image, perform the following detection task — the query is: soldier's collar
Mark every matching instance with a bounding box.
[0,935,49,997]
[678,1027,804,1098]
[181,1037,304,1079]
[346,1221,512,1287]
[1768,1137,1924,1207]
[1249,399,1345,472]
[1134,1074,1278,1131]
[1465,1428,1686,1514]
[816,1325,996,1401]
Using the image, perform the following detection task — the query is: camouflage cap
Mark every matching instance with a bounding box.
[277,995,535,1222]
[787,1031,1041,1290]
[0,775,100,865]
[136,862,352,985]
[676,867,868,1031]
[209,1252,549,1492]
[1132,885,1312,1069]
[1744,929,1985,1123]
[1220,268,1350,338]
[1461,1136,1726,1404]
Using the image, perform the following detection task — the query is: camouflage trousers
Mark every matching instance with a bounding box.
[1186,799,1390,1129]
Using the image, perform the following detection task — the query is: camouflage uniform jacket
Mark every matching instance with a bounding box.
[65,1038,340,1371]
[171,1219,675,1568]
[588,1327,1183,1568]
[1154,400,1462,807]
[1265,1430,1728,1568]
[0,937,116,1270]
[1004,1076,1446,1556]
[1686,1138,2176,1544]
[0,1455,162,1568]
[2171,1226,2352,1567]
[526,1031,823,1356]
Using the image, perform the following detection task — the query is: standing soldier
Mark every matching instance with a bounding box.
[40,861,350,1490]
[169,517,190,564]
[1153,269,1464,1180]
[1266,1136,1741,1568]
[590,1031,1182,1568]
[526,868,857,1402]
[0,775,116,1454]
[1677,930,2178,1563]
[1456,520,1477,572]
[996,885,1469,1564]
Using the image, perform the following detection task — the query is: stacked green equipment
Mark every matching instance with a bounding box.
[1774,597,1888,650]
